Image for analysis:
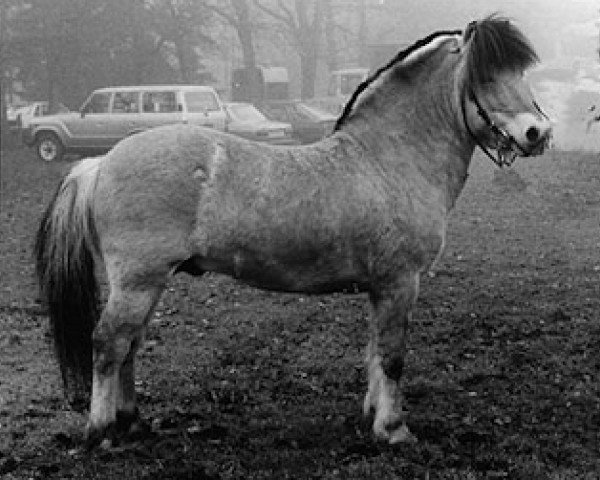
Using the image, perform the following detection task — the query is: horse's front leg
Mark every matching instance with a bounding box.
[364,272,420,444]
[86,282,163,448]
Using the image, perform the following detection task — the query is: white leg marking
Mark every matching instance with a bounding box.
[365,354,417,444]
[427,235,446,278]
[89,370,118,432]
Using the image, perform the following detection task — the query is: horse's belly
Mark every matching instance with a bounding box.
[179,252,367,294]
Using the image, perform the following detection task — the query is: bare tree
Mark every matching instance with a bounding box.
[208,0,257,71]
[254,0,325,99]
[207,0,261,99]
[323,0,338,72]
[0,0,11,146]
[153,0,216,83]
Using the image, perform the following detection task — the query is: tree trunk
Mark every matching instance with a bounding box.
[357,0,368,67]
[0,75,10,150]
[232,0,256,69]
[0,1,9,149]
[300,53,317,99]
[232,0,260,100]
[323,0,337,72]
[296,0,322,99]
[174,35,191,83]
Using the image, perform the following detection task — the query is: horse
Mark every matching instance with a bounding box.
[35,15,552,448]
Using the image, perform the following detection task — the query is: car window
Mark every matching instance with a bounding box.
[112,91,140,114]
[142,91,177,113]
[262,105,288,122]
[297,103,334,120]
[227,104,266,122]
[282,105,307,123]
[83,92,111,114]
[184,91,220,112]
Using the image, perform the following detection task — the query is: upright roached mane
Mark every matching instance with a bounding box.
[35,15,551,448]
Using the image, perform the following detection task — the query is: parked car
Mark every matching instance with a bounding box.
[7,104,26,129]
[224,102,294,145]
[23,85,227,162]
[258,100,337,144]
[15,101,70,130]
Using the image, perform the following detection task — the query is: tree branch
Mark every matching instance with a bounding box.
[205,2,238,28]
[253,0,295,29]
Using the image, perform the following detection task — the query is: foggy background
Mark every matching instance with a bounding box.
[2,0,600,148]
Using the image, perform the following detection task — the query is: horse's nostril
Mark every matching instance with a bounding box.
[526,126,539,143]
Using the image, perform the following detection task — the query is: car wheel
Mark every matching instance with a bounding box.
[36,132,64,162]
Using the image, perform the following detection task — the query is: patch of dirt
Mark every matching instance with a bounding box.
[1,147,599,479]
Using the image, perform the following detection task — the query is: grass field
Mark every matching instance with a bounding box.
[1,145,599,479]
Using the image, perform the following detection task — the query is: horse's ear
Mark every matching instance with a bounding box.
[463,20,477,42]
[449,36,463,54]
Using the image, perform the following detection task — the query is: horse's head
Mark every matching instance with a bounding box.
[458,16,552,166]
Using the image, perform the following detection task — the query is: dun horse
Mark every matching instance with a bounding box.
[36,16,551,447]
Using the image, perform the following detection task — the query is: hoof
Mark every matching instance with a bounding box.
[116,409,152,441]
[387,423,417,445]
[373,418,417,445]
[115,409,140,433]
[85,422,117,450]
[65,389,89,414]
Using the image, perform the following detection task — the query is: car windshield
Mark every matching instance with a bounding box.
[184,91,220,112]
[228,104,266,122]
[82,92,111,114]
[296,103,335,120]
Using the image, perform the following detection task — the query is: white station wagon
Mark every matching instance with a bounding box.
[23,85,227,162]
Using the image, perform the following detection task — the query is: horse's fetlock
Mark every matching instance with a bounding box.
[85,420,118,450]
[115,408,140,432]
[381,355,404,382]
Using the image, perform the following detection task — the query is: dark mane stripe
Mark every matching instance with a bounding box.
[464,14,538,88]
[334,15,538,132]
[334,29,461,131]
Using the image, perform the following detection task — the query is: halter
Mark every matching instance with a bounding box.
[461,89,549,168]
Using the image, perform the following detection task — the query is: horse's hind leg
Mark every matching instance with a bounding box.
[86,273,164,447]
[364,272,420,444]
[115,334,147,436]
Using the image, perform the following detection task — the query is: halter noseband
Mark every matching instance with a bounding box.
[461,89,549,168]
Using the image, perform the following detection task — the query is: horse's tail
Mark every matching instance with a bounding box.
[34,157,103,405]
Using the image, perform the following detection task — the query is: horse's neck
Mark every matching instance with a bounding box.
[340,62,475,210]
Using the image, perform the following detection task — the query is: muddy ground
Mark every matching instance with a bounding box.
[0,146,599,479]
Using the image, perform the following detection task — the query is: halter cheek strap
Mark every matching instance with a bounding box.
[460,90,509,168]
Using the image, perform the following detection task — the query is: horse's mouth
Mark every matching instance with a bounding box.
[496,135,550,165]
[497,146,519,165]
